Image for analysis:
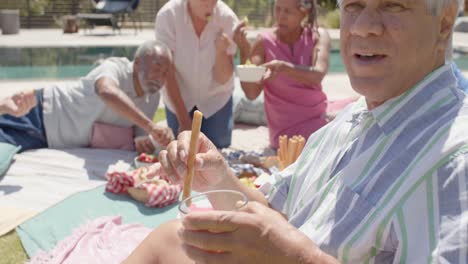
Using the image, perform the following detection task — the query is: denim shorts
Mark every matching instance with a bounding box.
[0,89,48,152]
[165,97,233,148]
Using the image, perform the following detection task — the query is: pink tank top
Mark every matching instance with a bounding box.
[261,28,327,148]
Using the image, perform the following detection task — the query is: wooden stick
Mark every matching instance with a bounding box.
[287,138,298,166]
[182,110,203,203]
[279,135,288,170]
[295,137,306,161]
[276,144,282,170]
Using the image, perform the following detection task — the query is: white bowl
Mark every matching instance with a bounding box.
[134,157,156,168]
[236,65,266,83]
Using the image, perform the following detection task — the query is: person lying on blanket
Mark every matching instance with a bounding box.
[124,0,468,263]
[0,40,173,153]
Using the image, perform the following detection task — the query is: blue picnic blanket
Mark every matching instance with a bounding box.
[16,185,179,257]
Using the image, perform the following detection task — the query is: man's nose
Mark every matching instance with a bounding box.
[349,8,384,37]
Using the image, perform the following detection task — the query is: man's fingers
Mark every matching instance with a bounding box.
[135,141,144,154]
[195,151,224,171]
[176,131,193,151]
[177,132,214,160]
[167,140,187,178]
[179,229,235,252]
[25,91,35,109]
[145,162,166,178]
[158,149,179,184]
[8,101,19,113]
[143,140,155,153]
[181,211,252,232]
[181,244,232,264]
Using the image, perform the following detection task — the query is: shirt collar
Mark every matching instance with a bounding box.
[349,64,458,135]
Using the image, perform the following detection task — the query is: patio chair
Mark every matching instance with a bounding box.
[78,0,142,34]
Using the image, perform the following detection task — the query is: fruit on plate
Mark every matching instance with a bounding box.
[239,176,258,189]
[137,153,158,163]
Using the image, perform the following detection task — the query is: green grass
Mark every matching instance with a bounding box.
[0,108,167,262]
[0,231,28,264]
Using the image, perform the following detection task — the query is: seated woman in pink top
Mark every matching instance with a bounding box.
[234,0,331,149]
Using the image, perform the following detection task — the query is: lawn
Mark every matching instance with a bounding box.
[0,108,167,262]
[0,231,28,263]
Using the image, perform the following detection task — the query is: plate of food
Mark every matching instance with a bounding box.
[134,153,159,168]
[236,62,266,83]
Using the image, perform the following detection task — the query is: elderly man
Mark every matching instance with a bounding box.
[0,40,173,153]
[126,0,467,263]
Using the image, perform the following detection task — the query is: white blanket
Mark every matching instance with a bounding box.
[0,148,134,236]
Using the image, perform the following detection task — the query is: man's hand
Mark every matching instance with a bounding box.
[134,136,155,154]
[178,202,327,264]
[158,131,231,192]
[148,125,174,147]
[0,90,37,117]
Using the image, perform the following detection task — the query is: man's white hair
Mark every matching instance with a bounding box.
[337,0,458,60]
[134,40,172,66]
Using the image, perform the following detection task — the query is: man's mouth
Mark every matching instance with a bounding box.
[354,53,387,61]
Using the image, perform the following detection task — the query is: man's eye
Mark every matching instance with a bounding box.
[344,2,364,12]
[382,2,406,12]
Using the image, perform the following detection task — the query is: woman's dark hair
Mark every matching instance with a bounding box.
[299,0,318,29]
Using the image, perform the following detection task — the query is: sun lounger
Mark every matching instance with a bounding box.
[77,13,120,34]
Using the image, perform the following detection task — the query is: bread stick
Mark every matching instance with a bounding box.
[287,138,298,166]
[182,110,203,204]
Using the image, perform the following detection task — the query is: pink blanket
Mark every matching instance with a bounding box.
[28,216,151,263]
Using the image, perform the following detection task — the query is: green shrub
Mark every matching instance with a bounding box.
[324,9,340,29]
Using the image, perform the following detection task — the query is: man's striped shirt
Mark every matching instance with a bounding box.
[269,64,468,263]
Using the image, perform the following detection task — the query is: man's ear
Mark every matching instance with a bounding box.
[436,3,457,55]
[439,3,457,41]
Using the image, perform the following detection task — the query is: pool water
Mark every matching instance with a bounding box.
[0,47,136,80]
[0,47,467,80]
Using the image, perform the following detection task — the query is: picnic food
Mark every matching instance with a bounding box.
[127,178,169,204]
[236,64,266,82]
[134,153,159,168]
[182,110,203,203]
[278,135,306,170]
[240,176,258,189]
[137,153,158,163]
[106,166,181,207]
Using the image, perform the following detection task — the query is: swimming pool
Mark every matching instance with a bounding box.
[0,47,135,80]
[1,47,467,80]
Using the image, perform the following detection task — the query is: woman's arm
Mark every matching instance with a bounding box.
[264,28,331,87]
[165,64,192,132]
[239,35,266,100]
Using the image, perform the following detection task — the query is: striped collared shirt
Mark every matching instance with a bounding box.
[269,64,468,263]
